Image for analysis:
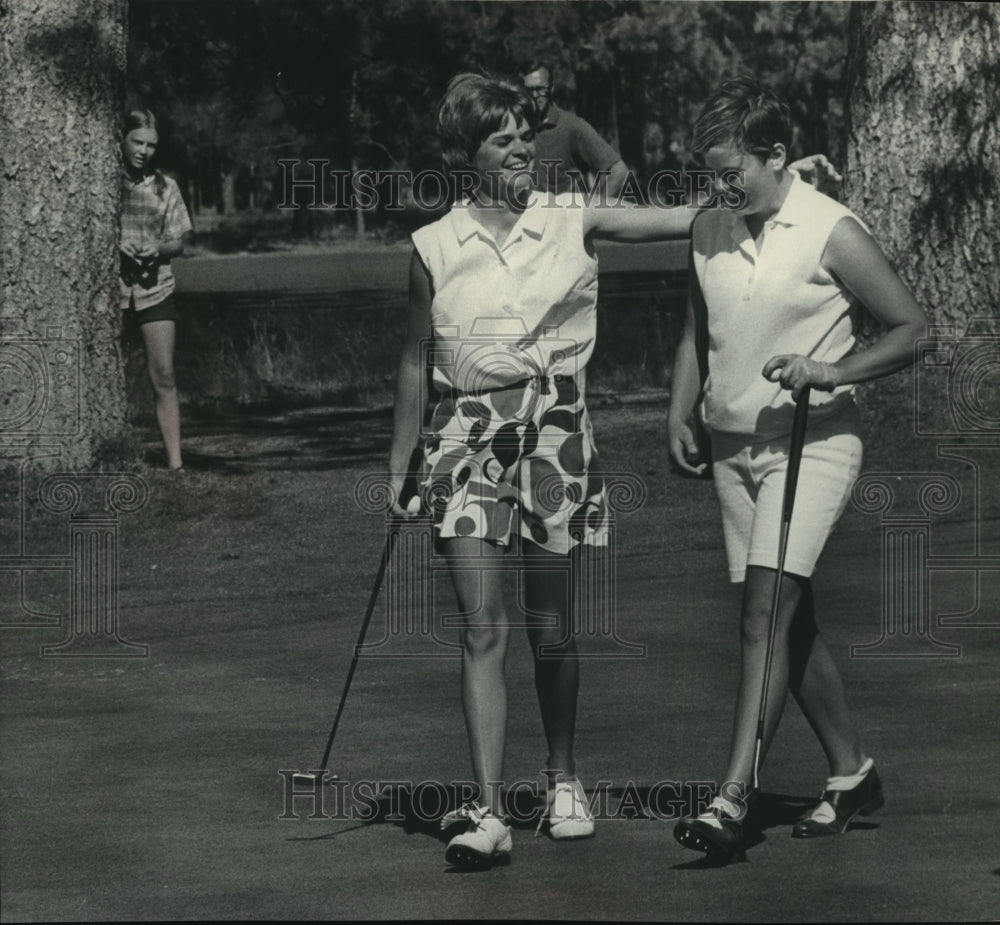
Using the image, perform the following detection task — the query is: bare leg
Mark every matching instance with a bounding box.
[522,542,577,777]
[720,565,806,796]
[721,567,866,797]
[140,319,182,469]
[787,585,865,776]
[444,537,509,813]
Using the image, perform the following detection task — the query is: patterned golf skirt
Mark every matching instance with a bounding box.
[421,375,609,555]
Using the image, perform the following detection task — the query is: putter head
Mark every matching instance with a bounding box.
[291,771,340,787]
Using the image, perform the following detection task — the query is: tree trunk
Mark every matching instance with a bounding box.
[0,0,129,470]
[845,1,999,439]
[845,1,999,326]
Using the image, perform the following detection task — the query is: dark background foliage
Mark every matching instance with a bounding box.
[127,0,849,232]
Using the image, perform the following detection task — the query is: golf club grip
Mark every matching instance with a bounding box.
[781,387,811,523]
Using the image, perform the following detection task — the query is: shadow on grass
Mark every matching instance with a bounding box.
[284,780,887,875]
[143,404,395,474]
[667,790,884,869]
[284,784,548,845]
[285,783,853,848]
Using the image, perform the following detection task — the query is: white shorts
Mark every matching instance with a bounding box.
[710,403,863,584]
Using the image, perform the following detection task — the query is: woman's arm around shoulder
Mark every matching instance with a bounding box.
[582,199,698,243]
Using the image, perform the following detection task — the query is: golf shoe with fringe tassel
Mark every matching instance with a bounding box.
[443,804,512,870]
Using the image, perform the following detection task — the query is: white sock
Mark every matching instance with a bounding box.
[807,757,874,823]
[825,756,874,792]
[698,796,741,830]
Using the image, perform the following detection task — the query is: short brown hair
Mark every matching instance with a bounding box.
[691,76,791,162]
[436,73,534,173]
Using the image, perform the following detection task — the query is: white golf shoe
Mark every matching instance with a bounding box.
[543,777,595,840]
[443,804,512,870]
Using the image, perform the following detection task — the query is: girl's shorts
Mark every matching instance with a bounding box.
[130,294,180,325]
[710,402,863,583]
[422,375,609,555]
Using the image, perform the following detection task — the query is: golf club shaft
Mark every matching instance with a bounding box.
[781,389,812,524]
[752,386,811,791]
[316,528,399,774]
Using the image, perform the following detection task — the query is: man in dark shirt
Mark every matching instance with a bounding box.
[521,62,629,198]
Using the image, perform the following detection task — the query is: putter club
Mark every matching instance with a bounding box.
[292,512,408,788]
[294,449,425,788]
[752,386,811,793]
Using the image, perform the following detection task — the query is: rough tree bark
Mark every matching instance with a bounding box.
[845,1,999,326]
[0,0,129,470]
[844,0,999,438]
